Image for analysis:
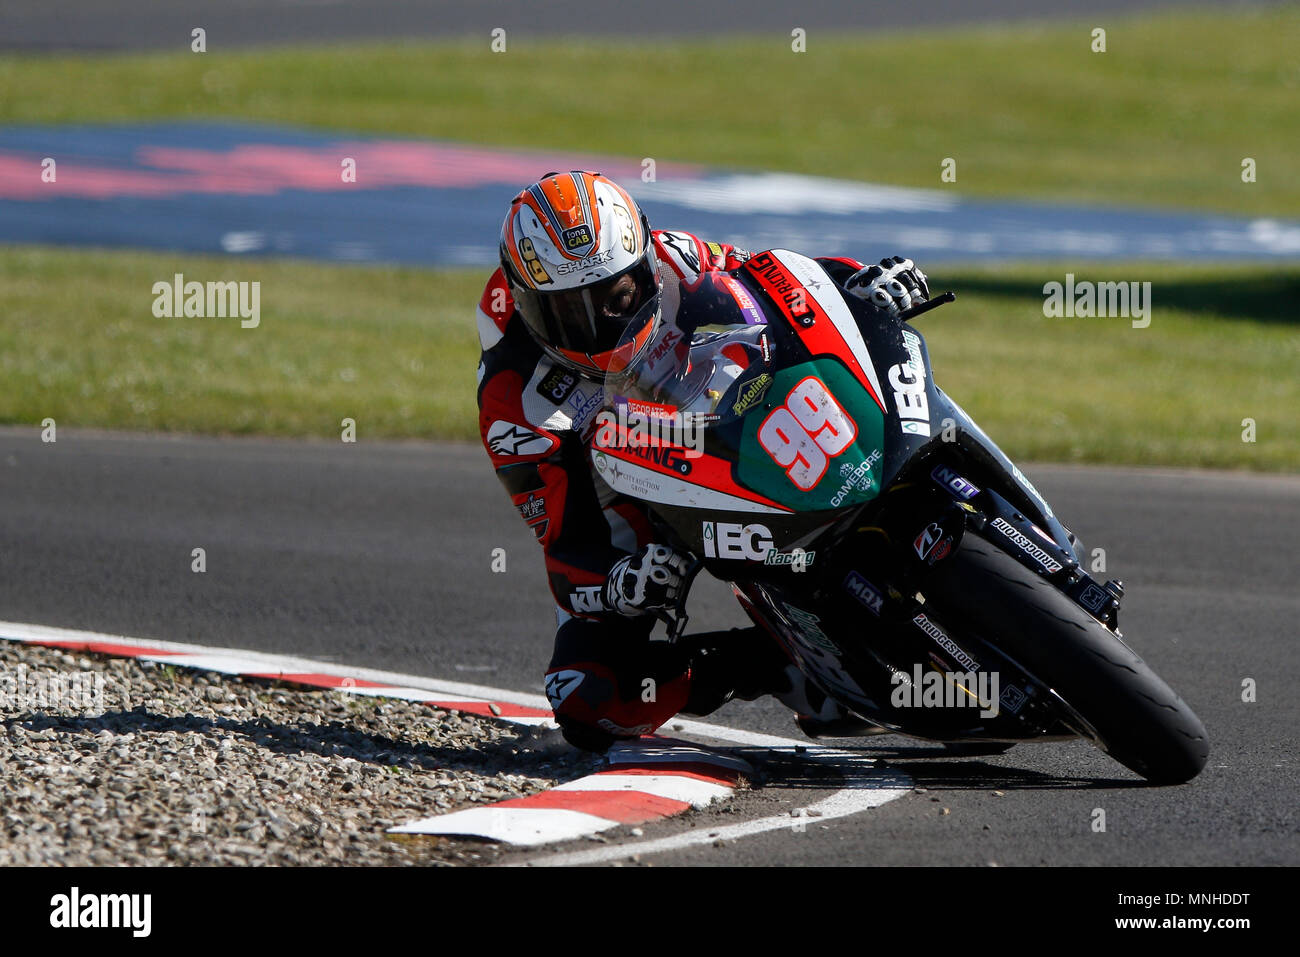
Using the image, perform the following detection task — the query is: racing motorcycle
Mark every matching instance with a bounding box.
[590,249,1208,784]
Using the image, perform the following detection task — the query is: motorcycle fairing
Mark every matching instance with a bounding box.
[734,358,887,512]
[590,444,791,514]
[740,249,888,411]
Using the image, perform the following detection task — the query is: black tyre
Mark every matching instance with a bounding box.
[925,532,1209,784]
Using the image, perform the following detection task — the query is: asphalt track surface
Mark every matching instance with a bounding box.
[1,428,1295,865]
[2,1,1285,52]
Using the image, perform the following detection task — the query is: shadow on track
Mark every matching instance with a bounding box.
[733,743,1142,790]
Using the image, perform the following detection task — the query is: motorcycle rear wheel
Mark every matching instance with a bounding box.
[925,532,1209,784]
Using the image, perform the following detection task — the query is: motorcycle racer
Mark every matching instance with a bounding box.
[477,170,930,751]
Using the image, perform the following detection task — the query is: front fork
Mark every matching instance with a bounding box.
[855,469,1126,636]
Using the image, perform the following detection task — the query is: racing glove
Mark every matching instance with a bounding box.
[603,544,690,616]
[844,256,930,316]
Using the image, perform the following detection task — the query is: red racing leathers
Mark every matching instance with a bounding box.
[476,229,863,750]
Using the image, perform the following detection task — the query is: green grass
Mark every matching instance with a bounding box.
[1,7,1298,215]
[0,246,484,440]
[919,265,1299,471]
[2,245,1295,470]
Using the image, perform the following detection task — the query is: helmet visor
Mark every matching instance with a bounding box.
[516,254,660,359]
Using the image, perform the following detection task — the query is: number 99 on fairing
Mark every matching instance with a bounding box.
[757,377,857,490]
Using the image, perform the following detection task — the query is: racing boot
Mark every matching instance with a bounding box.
[773,665,892,739]
[679,627,889,738]
[678,626,792,716]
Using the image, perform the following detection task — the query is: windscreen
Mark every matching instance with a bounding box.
[602,271,779,430]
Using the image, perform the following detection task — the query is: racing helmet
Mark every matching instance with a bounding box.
[499,171,662,379]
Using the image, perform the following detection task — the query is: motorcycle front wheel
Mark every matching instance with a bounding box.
[924,532,1209,784]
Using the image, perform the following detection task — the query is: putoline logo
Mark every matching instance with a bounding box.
[732,374,773,416]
